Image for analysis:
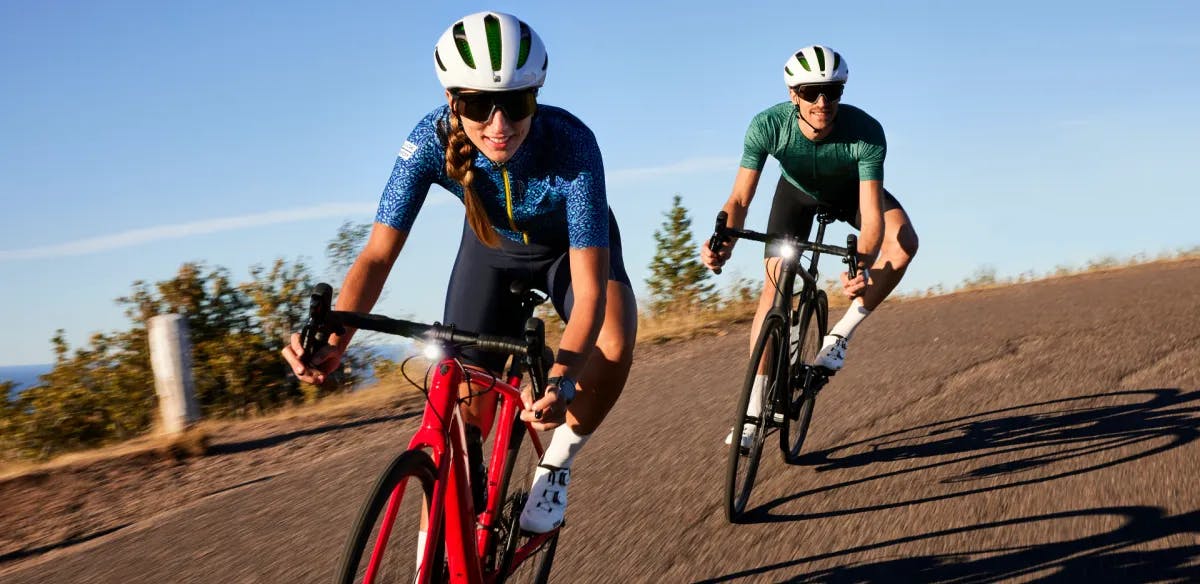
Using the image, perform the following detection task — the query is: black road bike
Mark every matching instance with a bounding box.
[707,210,859,523]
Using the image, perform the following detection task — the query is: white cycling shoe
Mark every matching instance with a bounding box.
[519,465,570,534]
[813,334,849,371]
[724,423,756,450]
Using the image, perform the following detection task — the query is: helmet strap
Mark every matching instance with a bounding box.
[793,103,835,139]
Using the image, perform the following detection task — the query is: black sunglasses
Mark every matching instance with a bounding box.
[451,89,539,123]
[792,83,844,103]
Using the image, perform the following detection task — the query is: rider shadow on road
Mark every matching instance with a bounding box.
[744,387,1200,522]
[206,410,422,456]
[700,505,1200,583]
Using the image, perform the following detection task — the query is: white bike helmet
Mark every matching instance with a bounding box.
[434,11,548,91]
[783,45,848,86]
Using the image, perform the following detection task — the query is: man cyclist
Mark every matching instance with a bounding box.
[282,12,638,534]
[701,45,919,448]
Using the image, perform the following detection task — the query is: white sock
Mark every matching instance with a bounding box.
[746,374,766,417]
[829,297,871,340]
[540,424,590,469]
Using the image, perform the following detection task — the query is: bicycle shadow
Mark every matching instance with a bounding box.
[698,506,1200,583]
[207,410,422,455]
[743,388,1200,522]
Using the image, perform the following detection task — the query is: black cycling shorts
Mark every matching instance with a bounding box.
[764,177,903,258]
[443,210,632,373]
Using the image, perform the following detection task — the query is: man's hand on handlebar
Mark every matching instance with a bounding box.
[701,239,732,273]
[839,265,871,300]
[282,333,343,385]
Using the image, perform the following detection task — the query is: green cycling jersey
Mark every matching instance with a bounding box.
[739,102,886,208]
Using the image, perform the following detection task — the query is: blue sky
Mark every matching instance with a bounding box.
[2,1,1198,366]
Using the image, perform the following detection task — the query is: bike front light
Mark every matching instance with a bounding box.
[421,342,443,361]
[778,243,797,260]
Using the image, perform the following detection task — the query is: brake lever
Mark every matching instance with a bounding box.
[708,211,730,275]
[299,283,343,368]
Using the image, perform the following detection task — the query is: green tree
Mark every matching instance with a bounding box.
[326,221,371,283]
[0,227,376,460]
[646,194,715,315]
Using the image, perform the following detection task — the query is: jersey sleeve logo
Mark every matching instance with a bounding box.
[398,140,419,160]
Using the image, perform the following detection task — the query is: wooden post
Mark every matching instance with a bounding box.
[148,314,200,434]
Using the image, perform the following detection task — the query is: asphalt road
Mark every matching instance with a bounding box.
[5,260,1199,583]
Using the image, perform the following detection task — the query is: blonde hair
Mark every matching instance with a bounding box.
[445,114,501,248]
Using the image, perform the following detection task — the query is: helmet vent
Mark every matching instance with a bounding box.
[795,52,811,72]
[452,23,476,69]
[435,49,447,72]
[832,52,841,73]
[484,14,503,72]
[517,22,532,68]
[814,46,827,71]
[542,54,548,71]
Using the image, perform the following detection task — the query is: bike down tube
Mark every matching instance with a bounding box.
[410,360,457,584]
[443,407,485,583]
[404,360,484,584]
[477,378,551,578]
[474,375,524,569]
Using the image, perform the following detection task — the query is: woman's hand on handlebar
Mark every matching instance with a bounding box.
[520,382,570,431]
[282,333,344,385]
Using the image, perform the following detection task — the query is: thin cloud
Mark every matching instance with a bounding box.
[608,156,738,184]
[0,202,377,262]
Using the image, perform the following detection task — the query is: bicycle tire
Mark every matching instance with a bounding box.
[725,314,787,522]
[492,416,559,584]
[334,449,446,584]
[780,290,827,463]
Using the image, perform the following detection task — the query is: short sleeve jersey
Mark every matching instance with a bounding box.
[739,102,886,207]
[375,104,610,249]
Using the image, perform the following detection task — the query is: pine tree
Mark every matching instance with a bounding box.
[646,194,715,315]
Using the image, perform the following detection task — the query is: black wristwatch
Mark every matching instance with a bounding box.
[545,376,576,404]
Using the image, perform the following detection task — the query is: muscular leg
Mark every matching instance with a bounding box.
[859,206,919,310]
[566,280,638,434]
[748,257,784,355]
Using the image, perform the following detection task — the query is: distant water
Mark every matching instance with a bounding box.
[1,364,52,399]
[0,343,415,400]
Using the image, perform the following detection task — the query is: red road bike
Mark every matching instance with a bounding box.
[301,284,560,583]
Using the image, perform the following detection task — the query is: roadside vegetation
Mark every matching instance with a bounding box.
[2,197,1197,471]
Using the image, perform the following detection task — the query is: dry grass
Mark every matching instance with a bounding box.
[898,247,1200,301]
[4,249,1195,479]
[0,360,433,480]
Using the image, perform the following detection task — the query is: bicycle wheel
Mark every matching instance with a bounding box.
[335,449,447,584]
[780,290,827,464]
[725,314,786,522]
[491,416,559,583]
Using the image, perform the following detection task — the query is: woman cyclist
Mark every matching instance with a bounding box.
[701,45,919,448]
[282,11,637,534]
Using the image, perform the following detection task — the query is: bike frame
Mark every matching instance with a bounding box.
[767,211,837,316]
[365,357,552,584]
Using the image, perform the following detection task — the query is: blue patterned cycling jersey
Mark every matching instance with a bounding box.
[375,104,610,249]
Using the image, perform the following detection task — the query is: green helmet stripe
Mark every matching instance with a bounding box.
[452,22,475,69]
[484,14,503,71]
[795,52,811,72]
[517,22,531,68]
[814,46,827,71]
